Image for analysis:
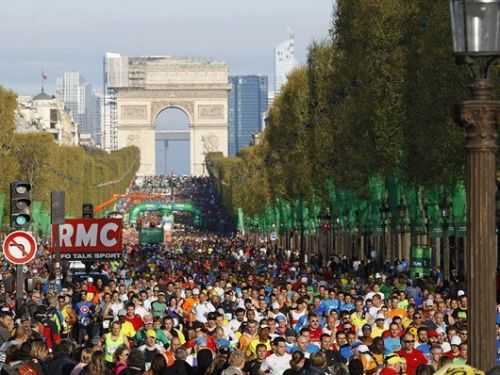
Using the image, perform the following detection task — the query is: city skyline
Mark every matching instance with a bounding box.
[0,0,333,95]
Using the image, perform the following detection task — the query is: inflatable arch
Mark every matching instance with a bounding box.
[128,202,203,227]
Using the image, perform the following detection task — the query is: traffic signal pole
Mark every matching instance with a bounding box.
[51,192,65,282]
[9,181,32,311]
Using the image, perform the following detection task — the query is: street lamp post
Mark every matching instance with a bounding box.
[496,183,500,270]
[450,0,500,369]
[440,195,451,282]
[380,200,390,265]
[398,197,408,260]
[319,210,332,264]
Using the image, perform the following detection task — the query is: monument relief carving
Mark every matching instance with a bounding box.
[198,105,225,120]
[126,134,140,146]
[121,105,147,120]
[121,90,228,99]
[201,134,219,154]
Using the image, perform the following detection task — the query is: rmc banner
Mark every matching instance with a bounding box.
[51,218,123,260]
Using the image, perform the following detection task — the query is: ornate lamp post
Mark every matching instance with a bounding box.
[440,194,451,281]
[450,0,500,369]
[398,197,409,260]
[380,199,390,263]
[319,210,332,262]
[496,182,500,269]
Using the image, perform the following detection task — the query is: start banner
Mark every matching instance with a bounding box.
[51,218,123,260]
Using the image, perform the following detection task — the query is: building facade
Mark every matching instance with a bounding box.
[56,72,100,144]
[228,75,268,156]
[274,30,298,94]
[16,90,79,145]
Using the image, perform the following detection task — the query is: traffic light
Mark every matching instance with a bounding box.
[10,181,31,229]
[82,203,94,219]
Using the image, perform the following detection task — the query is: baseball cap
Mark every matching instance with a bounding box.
[376,313,385,321]
[386,354,405,365]
[442,342,452,353]
[450,336,462,346]
[436,327,446,336]
[357,344,370,353]
[457,290,465,297]
[428,330,439,338]
[146,329,156,338]
[143,315,153,324]
[192,288,200,295]
[275,314,287,322]
[424,299,435,309]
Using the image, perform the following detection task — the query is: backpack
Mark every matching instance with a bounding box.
[16,363,38,375]
[3,361,38,375]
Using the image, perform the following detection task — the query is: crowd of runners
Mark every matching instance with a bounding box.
[0,176,495,375]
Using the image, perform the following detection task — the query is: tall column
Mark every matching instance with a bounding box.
[458,79,499,370]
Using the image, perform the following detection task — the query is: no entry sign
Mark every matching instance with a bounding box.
[51,218,123,260]
[2,231,37,265]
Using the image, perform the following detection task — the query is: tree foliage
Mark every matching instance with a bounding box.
[0,86,140,224]
[209,0,472,230]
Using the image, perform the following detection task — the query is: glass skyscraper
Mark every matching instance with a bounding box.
[228,76,268,156]
[56,72,100,144]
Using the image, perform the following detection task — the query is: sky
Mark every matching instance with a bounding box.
[0,0,334,95]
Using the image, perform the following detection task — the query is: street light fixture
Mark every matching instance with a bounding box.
[450,1,500,57]
[450,0,500,369]
[440,194,451,282]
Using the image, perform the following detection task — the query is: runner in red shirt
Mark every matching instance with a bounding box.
[124,303,143,331]
[308,314,323,343]
[398,333,427,375]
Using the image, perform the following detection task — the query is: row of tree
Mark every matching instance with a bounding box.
[207,0,479,236]
[0,86,140,232]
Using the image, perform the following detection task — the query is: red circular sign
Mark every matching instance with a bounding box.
[2,231,37,265]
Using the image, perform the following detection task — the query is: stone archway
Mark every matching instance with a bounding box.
[115,56,230,176]
[154,107,191,175]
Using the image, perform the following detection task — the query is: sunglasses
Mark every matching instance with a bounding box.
[404,340,415,343]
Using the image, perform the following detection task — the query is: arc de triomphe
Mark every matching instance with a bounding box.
[115,56,230,176]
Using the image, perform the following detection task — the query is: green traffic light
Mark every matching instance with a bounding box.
[14,215,29,226]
